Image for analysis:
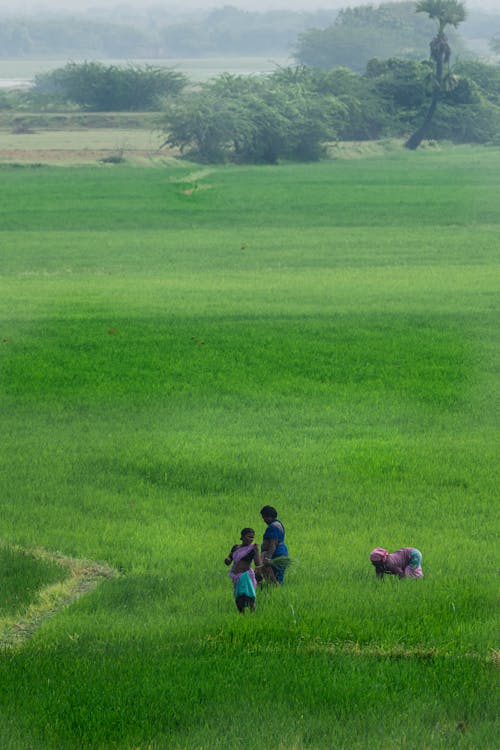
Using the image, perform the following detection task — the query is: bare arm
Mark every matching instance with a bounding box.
[261,537,277,562]
[253,544,263,569]
[224,547,235,566]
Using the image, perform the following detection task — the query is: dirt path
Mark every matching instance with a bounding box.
[0,543,119,650]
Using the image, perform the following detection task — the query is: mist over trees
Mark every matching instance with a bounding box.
[0,2,499,60]
[294,1,465,71]
[0,7,337,58]
[1,2,500,160]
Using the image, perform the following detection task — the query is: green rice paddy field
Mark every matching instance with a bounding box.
[0,146,498,749]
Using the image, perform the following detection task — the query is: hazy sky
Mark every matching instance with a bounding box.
[1,0,499,12]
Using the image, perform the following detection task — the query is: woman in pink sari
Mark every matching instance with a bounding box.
[224,528,262,612]
[370,547,423,579]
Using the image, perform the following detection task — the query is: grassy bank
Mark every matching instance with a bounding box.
[0,146,498,748]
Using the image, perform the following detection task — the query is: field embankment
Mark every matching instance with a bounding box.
[0,113,173,165]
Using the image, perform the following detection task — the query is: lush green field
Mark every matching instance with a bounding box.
[0,147,498,749]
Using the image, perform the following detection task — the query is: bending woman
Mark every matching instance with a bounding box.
[260,505,289,584]
[370,547,423,579]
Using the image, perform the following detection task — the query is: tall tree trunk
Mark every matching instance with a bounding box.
[404,91,438,150]
[405,32,447,151]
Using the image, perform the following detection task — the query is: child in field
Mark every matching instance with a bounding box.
[370,547,423,579]
[224,528,262,612]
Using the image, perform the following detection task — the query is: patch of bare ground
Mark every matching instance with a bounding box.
[0,127,180,165]
[0,541,119,650]
[0,148,179,166]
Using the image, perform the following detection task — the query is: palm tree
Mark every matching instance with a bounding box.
[405,0,467,150]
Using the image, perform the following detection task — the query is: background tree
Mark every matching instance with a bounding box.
[162,72,347,164]
[405,0,467,149]
[453,59,500,107]
[273,64,391,140]
[1,3,498,60]
[365,57,433,135]
[0,7,337,59]
[32,62,187,112]
[294,2,463,72]
[163,57,500,160]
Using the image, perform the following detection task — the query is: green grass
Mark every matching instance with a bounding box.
[0,146,498,749]
[0,546,68,617]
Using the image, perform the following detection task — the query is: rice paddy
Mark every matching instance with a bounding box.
[0,145,498,748]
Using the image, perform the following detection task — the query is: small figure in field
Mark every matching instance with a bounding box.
[225,528,262,612]
[370,547,423,579]
[260,505,289,585]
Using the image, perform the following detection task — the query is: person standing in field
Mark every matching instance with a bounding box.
[224,528,262,613]
[370,547,423,579]
[260,505,289,584]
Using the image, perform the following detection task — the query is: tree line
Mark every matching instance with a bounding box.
[1,2,499,163]
[161,58,500,163]
[0,2,499,61]
[0,7,336,59]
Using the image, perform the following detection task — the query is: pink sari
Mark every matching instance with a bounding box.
[229,544,258,596]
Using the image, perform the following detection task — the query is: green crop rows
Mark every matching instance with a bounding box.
[0,147,498,749]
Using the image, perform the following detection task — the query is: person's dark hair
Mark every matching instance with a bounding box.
[260,506,277,519]
[240,527,255,537]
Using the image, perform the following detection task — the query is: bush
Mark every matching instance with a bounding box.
[32,62,188,112]
[162,73,347,164]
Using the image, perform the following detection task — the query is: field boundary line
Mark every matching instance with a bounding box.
[0,540,119,650]
[304,640,498,663]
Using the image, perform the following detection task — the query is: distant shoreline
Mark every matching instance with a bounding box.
[0,78,31,90]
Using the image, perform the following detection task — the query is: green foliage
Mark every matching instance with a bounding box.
[0,90,13,111]
[366,57,432,108]
[294,1,464,72]
[267,59,500,145]
[0,2,497,62]
[159,6,337,57]
[0,7,337,59]
[0,16,152,57]
[32,62,187,112]
[163,72,346,163]
[364,57,434,134]
[369,56,500,144]
[406,0,467,149]
[454,59,500,107]
[429,95,500,144]
[415,0,467,31]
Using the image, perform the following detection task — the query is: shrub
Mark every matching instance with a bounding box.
[32,62,188,112]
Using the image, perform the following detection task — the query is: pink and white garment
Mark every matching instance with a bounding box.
[370,547,423,578]
[229,544,258,597]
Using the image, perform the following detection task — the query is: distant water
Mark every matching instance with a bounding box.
[0,79,31,90]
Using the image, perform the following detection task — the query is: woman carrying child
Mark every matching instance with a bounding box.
[224,528,262,612]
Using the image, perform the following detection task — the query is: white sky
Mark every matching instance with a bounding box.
[1,1,499,13]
